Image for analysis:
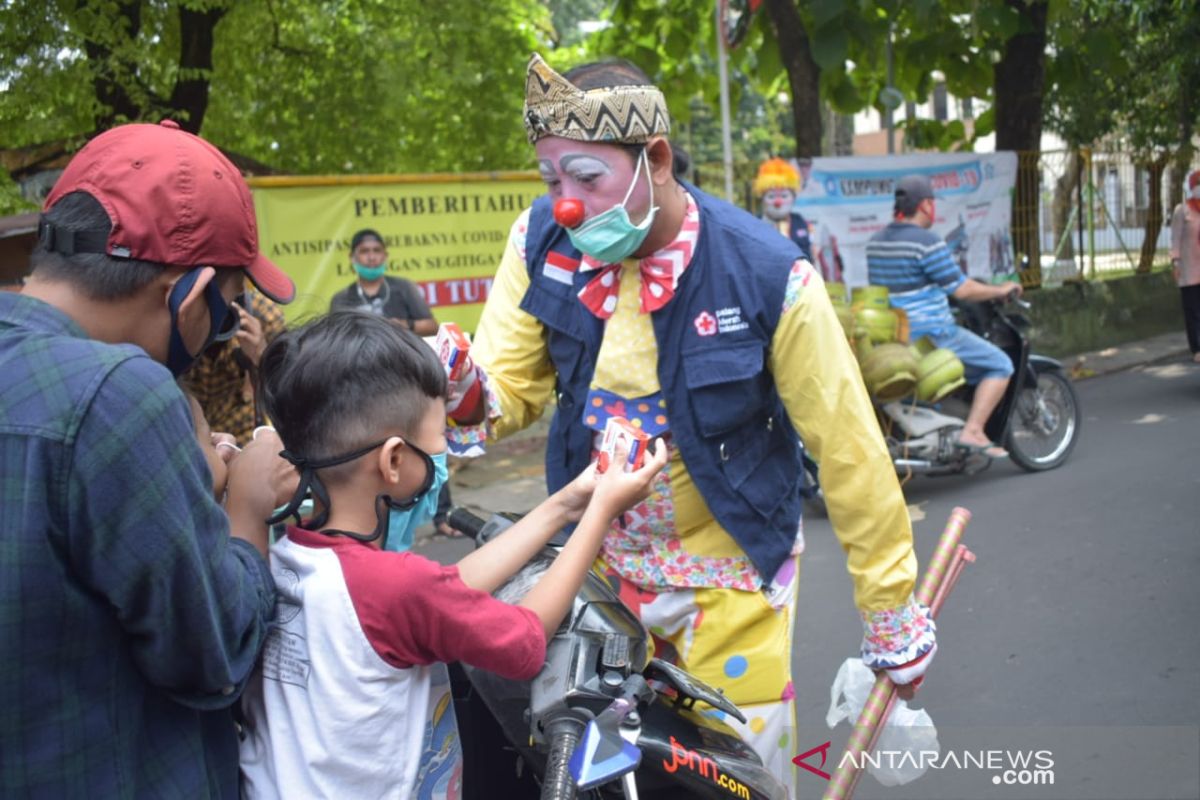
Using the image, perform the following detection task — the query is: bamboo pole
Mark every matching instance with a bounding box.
[822,508,974,800]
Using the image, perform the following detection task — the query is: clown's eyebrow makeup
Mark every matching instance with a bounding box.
[559,154,612,180]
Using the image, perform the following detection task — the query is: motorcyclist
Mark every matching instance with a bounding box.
[866,174,1023,457]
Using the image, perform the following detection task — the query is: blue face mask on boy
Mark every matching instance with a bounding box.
[380,449,449,553]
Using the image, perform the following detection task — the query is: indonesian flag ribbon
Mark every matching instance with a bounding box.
[576,195,700,319]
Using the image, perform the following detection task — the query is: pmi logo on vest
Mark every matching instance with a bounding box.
[794,740,1056,787]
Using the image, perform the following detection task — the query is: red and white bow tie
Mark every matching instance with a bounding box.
[576,201,699,320]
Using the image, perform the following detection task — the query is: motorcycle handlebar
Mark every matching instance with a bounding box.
[447,507,487,540]
[541,718,584,800]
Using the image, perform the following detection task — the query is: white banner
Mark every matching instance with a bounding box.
[790,152,1019,287]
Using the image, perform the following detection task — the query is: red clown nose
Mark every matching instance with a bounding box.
[553,198,586,229]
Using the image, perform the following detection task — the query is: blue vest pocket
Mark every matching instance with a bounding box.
[718,420,796,520]
[682,342,768,437]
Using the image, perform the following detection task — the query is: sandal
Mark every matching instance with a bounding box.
[954,439,1008,459]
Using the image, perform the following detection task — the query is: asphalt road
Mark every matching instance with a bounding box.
[790,358,1200,798]
[419,359,1200,799]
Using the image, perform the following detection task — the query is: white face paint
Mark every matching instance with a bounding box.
[535,137,653,225]
[762,187,796,221]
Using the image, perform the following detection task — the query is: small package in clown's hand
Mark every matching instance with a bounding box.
[598,416,650,473]
[435,322,471,381]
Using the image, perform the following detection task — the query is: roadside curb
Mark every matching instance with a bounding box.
[1065,332,1191,381]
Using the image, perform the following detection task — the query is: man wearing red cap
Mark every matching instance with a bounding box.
[0,121,297,798]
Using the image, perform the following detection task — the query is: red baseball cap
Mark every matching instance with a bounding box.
[43,120,294,303]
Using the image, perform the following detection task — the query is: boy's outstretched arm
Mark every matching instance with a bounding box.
[455,463,597,593]
[455,441,666,616]
[517,440,668,639]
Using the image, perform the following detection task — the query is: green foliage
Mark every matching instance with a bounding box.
[1,0,552,178]
[1042,1,1129,147]
[204,0,549,173]
[1043,0,1200,159]
[902,118,969,152]
[0,170,38,216]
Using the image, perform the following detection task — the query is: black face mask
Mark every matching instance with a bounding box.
[268,437,436,550]
[165,268,238,376]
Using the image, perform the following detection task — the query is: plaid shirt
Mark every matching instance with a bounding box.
[181,285,287,445]
[0,292,276,798]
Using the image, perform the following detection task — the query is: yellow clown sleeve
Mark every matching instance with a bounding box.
[767,261,917,612]
[470,210,558,442]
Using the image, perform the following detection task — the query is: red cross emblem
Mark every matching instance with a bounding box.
[693,311,717,337]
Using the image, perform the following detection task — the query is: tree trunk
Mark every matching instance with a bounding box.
[1138,156,1167,273]
[763,0,822,158]
[82,0,144,130]
[1168,73,1196,212]
[169,6,228,133]
[831,109,854,156]
[1051,150,1079,260]
[994,0,1049,275]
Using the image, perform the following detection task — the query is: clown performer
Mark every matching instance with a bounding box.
[755,158,813,262]
[447,54,934,795]
[754,157,844,284]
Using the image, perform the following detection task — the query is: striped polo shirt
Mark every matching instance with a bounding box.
[866,221,966,337]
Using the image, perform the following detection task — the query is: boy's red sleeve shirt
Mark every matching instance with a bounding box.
[334,542,548,681]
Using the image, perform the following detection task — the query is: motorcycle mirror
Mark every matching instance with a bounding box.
[568,714,642,790]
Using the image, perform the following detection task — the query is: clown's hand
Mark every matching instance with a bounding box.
[861,599,937,700]
[446,356,484,421]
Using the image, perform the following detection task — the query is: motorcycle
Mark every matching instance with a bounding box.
[803,294,1081,512]
[446,508,788,800]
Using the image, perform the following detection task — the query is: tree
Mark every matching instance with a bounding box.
[990,0,1049,269]
[1118,1,1200,272]
[1,0,551,212]
[1041,1,1128,262]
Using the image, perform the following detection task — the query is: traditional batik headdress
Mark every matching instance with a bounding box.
[523,53,671,145]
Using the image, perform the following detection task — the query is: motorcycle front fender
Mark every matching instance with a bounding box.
[1027,353,1066,376]
[633,699,789,800]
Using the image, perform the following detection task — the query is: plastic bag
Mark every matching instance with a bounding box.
[825,657,940,787]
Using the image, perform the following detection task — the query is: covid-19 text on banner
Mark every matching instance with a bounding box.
[790,152,1019,288]
[249,172,545,332]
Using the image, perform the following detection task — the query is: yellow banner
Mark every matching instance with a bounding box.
[249,172,545,331]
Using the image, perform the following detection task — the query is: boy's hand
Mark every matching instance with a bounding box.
[590,438,669,518]
[226,428,299,516]
[555,461,600,523]
[222,428,298,557]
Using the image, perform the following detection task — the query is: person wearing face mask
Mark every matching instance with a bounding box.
[445,55,933,795]
[330,228,438,336]
[239,311,666,798]
[0,121,298,799]
[330,227,460,535]
[1170,169,1200,363]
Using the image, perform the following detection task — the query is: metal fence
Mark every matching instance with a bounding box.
[1019,148,1199,287]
